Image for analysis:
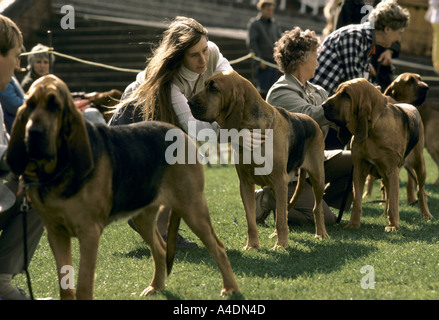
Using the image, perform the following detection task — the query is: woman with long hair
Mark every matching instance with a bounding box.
[110,16,232,135]
[110,17,233,247]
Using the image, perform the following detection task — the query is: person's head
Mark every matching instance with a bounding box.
[0,15,23,90]
[118,17,209,125]
[274,27,320,80]
[159,16,209,75]
[371,0,410,47]
[257,0,275,19]
[27,43,53,77]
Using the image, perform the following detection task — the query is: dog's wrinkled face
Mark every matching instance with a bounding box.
[7,74,93,179]
[385,73,429,106]
[188,71,247,130]
[322,91,356,145]
[24,78,65,160]
[188,76,224,123]
[323,78,388,144]
[322,88,358,131]
[322,92,351,128]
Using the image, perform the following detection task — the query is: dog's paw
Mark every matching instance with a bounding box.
[243,243,260,250]
[384,225,399,232]
[345,222,360,229]
[140,286,162,296]
[315,232,330,240]
[421,212,434,220]
[271,241,288,250]
[220,287,240,297]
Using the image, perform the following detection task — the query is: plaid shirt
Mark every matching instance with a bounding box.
[311,23,375,95]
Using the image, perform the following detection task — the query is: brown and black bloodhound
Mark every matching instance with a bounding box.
[188,70,328,250]
[385,73,439,186]
[6,74,239,299]
[323,78,433,231]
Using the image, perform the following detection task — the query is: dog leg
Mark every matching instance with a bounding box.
[382,171,400,231]
[181,198,240,296]
[308,170,329,239]
[363,175,375,198]
[412,151,434,220]
[425,137,439,184]
[347,166,367,228]
[46,229,74,300]
[239,180,260,250]
[76,224,103,300]
[272,178,289,249]
[133,206,167,296]
[405,167,417,205]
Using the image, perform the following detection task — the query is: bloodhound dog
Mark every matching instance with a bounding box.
[323,78,433,231]
[6,74,239,299]
[385,73,439,186]
[188,71,328,250]
[363,73,431,200]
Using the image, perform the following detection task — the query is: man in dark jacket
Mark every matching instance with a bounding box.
[247,0,283,99]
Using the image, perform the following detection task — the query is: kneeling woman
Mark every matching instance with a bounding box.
[256,27,353,226]
[110,17,233,247]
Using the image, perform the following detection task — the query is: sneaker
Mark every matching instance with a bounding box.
[1,287,31,300]
[163,234,198,249]
[255,188,273,224]
[128,219,198,249]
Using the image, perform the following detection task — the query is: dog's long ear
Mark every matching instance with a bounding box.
[221,85,244,130]
[353,81,386,143]
[384,82,398,101]
[6,104,30,174]
[341,85,368,143]
[354,101,370,143]
[337,126,353,146]
[62,93,94,179]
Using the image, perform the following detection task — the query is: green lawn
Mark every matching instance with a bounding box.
[13,150,439,300]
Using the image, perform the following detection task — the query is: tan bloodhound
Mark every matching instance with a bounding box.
[6,75,239,299]
[323,78,433,231]
[188,70,328,250]
[364,73,431,200]
[385,73,439,186]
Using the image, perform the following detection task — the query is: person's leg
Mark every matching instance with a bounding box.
[0,179,44,299]
[286,181,336,225]
[323,150,353,211]
[255,181,336,226]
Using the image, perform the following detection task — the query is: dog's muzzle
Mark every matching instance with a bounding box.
[25,125,53,160]
[322,101,346,127]
[414,85,429,106]
[188,99,208,121]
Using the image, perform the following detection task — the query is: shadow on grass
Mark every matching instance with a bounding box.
[112,198,439,300]
[113,246,151,259]
[162,227,379,283]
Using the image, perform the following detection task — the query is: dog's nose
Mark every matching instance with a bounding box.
[420,84,429,94]
[27,124,45,137]
[188,99,196,109]
[322,102,330,112]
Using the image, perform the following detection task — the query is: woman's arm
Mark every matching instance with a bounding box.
[171,84,220,140]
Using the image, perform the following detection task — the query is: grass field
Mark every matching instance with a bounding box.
[12,150,439,301]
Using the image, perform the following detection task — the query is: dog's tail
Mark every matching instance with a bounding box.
[288,168,306,211]
[166,210,181,276]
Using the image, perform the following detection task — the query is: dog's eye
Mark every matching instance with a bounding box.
[46,95,59,113]
[26,100,36,111]
[209,81,218,93]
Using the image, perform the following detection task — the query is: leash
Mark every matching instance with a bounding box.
[20,188,34,300]
[337,165,353,224]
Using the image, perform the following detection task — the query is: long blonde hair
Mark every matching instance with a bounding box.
[117,16,208,126]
